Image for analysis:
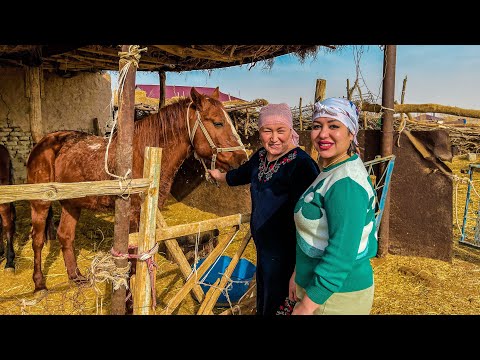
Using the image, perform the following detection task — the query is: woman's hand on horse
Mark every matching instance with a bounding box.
[207,169,227,182]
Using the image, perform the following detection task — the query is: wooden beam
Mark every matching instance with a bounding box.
[197,230,252,315]
[155,213,250,241]
[159,228,238,315]
[164,239,205,303]
[153,45,243,63]
[111,45,137,315]
[315,79,327,103]
[159,71,166,109]
[27,66,43,143]
[133,147,162,315]
[361,102,480,119]
[378,45,396,258]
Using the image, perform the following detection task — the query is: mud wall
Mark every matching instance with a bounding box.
[358,130,453,262]
[0,68,112,183]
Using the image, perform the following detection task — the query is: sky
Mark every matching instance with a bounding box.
[109,45,480,110]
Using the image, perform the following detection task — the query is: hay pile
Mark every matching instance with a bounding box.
[1,157,479,315]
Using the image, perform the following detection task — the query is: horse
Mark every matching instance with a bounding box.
[0,144,16,271]
[27,87,248,295]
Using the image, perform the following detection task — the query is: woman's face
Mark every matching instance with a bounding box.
[311,117,353,161]
[259,124,293,159]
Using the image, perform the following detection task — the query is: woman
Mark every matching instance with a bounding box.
[208,103,319,315]
[290,97,377,315]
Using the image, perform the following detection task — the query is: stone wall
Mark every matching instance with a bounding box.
[0,68,112,183]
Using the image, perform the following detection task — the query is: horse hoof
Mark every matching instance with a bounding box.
[71,275,89,286]
[33,289,48,299]
[3,267,14,273]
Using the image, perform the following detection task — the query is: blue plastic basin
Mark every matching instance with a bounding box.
[194,255,256,306]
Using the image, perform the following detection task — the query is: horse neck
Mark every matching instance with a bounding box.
[111,104,193,181]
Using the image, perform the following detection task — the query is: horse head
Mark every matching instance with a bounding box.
[187,87,248,171]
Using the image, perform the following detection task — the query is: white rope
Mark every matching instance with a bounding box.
[103,45,147,197]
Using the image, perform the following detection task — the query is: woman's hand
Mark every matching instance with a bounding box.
[292,293,320,315]
[288,270,298,302]
[207,169,227,182]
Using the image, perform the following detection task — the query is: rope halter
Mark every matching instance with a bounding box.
[186,101,247,184]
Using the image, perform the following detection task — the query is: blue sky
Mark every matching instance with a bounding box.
[110,45,480,110]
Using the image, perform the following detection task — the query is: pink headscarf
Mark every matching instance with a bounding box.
[258,103,299,146]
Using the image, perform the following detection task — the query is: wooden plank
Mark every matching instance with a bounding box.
[218,295,256,315]
[197,230,251,315]
[159,228,239,315]
[0,178,150,204]
[164,239,205,303]
[155,213,250,241]
[133,147,162,315]
[197,278,220,315]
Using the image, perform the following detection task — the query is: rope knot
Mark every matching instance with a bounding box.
[118,45,148,68]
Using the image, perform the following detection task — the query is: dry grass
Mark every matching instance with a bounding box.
[370,156,480,315]
[0,157,479,315]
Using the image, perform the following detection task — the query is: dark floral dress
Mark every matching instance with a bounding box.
[226,147,319,315]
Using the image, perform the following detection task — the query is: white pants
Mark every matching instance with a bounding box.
[295,283,374,315]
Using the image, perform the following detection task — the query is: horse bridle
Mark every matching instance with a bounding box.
[186,101,247,183]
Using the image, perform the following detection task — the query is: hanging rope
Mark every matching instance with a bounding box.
[104,45,147,198]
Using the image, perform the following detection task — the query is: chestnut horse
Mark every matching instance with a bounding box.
[27,87,247,293]
[0,144,15,270]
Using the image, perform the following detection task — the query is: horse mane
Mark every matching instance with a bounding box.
[132,97,192,151]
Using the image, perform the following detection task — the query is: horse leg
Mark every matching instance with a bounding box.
[56,203,83,282]
[2,203,15,270]
[0,207,4,259]
[30,200,51,292]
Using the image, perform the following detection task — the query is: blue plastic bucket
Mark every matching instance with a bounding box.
[194,255,256,306]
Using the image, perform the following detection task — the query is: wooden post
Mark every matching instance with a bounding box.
[398,75,408,126]
[315,79,327,103]
[311,80,327,163]
[159,71,166,109]
[111,45,137,315]
[346,79,351,99]
[244,108,250,136]
[27,66,43,144]
[92,118,100,135]
[299,97,303,131]
[133,147,161,315]
[378,45,396,258]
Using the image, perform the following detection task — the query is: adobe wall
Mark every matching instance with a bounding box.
[0,68,112,183]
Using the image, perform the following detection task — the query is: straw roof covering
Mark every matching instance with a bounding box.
[0,45,336,73]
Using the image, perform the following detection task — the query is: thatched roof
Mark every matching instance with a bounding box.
[0,45,337,73]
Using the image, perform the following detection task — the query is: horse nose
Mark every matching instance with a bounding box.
[241,158,247,165]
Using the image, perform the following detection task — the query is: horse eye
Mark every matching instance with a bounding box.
[213,122,223,128]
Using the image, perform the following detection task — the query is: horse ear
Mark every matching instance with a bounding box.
[191,87,203,110]
[211,87,220,100]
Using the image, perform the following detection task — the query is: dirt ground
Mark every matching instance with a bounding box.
[0,156,479,315]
